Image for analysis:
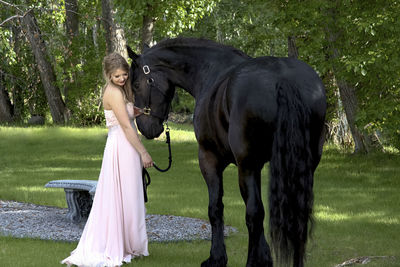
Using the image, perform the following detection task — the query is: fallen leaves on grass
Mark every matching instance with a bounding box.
[334,256,396,267]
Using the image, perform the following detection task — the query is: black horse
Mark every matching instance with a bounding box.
[127,38,326,267]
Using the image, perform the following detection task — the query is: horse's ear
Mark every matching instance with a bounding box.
[127,45,139,61]
[142,43,150,52]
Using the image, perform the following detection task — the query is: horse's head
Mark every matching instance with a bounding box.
[127,46,175,139]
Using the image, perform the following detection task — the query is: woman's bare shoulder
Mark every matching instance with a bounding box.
[104,85,124,100]
[103,85,124,108]
[104,84,122,94]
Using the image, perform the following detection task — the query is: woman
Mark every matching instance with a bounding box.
[62,52,152,266]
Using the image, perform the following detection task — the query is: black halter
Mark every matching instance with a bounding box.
[138,62,173,202]
[138,64,171,122]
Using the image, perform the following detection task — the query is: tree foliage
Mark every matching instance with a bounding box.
[0,0,399,149]
[115,0,218,49]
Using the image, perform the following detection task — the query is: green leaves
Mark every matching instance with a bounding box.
[1,0,399,147]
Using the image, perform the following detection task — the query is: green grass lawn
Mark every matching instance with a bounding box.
[0,125,399,266]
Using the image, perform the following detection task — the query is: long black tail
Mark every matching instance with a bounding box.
[269,80,314,267]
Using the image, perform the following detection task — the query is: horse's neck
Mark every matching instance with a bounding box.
[156,45,248,97]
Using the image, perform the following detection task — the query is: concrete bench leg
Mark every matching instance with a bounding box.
[64,189,93,223]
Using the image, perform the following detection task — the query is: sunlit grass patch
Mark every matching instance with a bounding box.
[315,205,352,222]
[153,122,196,143]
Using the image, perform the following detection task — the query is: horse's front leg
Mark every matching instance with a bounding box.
[238,165,273,267]
[199,148,228,267]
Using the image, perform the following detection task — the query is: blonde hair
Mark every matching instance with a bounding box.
[102,52,134,103]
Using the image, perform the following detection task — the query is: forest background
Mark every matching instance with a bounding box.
[0,0,399,154]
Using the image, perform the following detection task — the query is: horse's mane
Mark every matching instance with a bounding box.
[149,37,249,58]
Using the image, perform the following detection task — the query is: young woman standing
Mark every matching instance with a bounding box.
[62,52,152,266]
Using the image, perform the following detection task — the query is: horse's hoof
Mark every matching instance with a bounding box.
[246,257,273,267]
[201,257,227,267]
[246,261,273,267]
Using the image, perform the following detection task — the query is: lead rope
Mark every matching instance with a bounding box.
[142,123,172,202]
[153,123,172,172]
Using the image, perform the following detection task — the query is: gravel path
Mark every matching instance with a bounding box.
[0,200,237,242]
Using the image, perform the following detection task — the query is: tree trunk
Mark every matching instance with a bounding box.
[93,20,100,49]
[101,0,127,58]
[64,0,79,113]
[11,24,24,122]
[141,4,155,50]
[336,80,370,152]
[0,70,14,123]
[21,10,66,124]
[65,0,79,38]
[114,27,127,58]
[288,35,299,58]
[101,0,115,54]
[324,6,372,153]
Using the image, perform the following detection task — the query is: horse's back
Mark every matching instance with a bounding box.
[226,57,325,124]
[228,56,325,108]
[225,56,326,165]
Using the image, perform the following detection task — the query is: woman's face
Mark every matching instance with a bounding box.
[110,68,128,87]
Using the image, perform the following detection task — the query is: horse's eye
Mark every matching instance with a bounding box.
[147,78,154,84]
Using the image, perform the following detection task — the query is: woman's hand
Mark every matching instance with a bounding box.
[141,151,153,168]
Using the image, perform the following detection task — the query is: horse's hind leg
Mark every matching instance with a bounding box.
[199,148,228,267]
[239,165,273,267]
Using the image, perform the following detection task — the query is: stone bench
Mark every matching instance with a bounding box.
[45,180,97,223]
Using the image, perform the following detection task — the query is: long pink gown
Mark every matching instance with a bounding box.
[62,102,149,266]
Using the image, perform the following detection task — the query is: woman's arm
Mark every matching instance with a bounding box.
[103,86,153,168]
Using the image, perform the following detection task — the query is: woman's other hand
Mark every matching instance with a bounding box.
[141,151,153,168]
